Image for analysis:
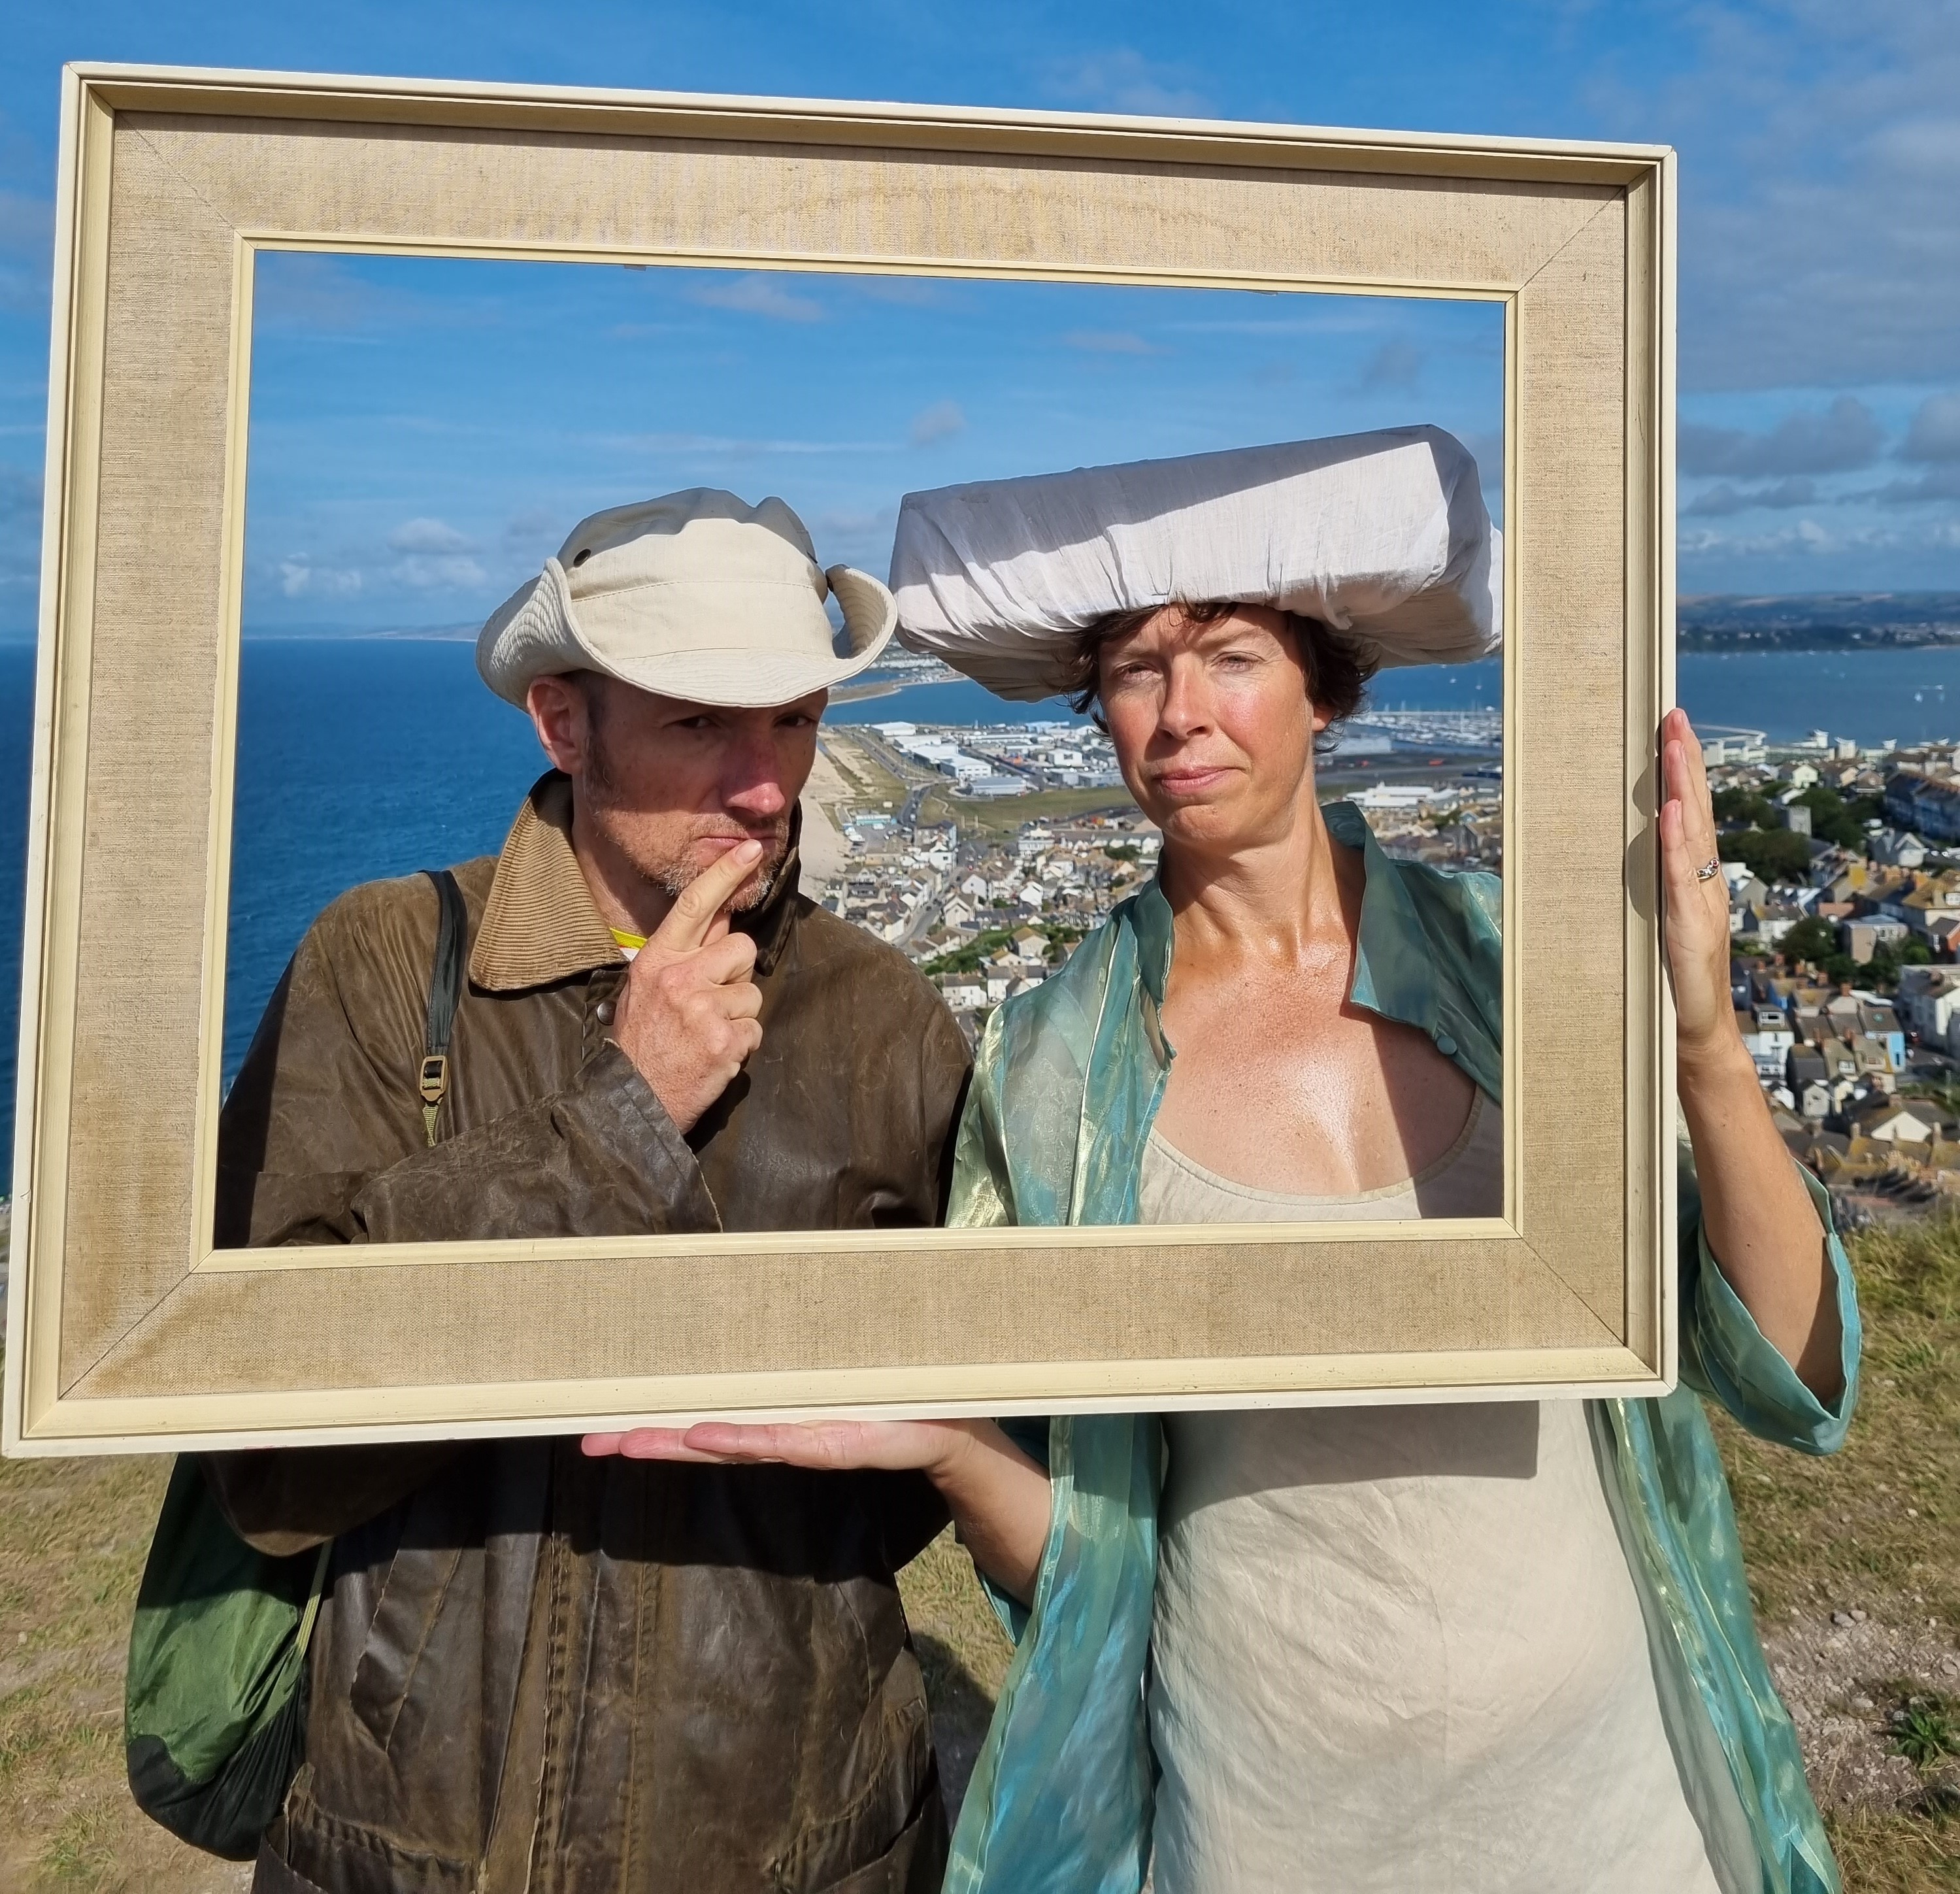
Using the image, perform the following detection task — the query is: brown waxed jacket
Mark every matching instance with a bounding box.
[200,773,972,1894]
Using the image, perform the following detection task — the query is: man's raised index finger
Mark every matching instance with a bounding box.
[653,839,764,950]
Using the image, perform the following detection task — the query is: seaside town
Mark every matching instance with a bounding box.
[1705,721,1960,1221]
[806,687,1960,1229]
[806,673,1504,1019]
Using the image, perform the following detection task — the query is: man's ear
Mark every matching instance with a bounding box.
[525,674,589,774]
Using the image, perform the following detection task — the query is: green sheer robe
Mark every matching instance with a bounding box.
[943,801,1859,1894]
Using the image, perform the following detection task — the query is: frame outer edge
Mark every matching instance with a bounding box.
[14,79,1681,1448]
[1658,147,1680,1391]
[5,70,87,1455]
[70,61,1672,178]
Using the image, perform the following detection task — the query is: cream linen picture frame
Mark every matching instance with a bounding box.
[3,64,1676,1455]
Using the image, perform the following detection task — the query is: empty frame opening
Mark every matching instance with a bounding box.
[218,252,1508,1252]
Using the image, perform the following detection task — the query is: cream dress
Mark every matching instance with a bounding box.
[1140,1092,1755,1893]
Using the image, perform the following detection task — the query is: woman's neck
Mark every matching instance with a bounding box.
[1160,794,1362,969]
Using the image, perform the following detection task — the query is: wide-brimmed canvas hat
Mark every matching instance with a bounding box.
[477,489,897,709]
[889,425,1502,701]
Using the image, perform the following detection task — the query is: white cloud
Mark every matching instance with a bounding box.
[1869,464,1960,507]
[276,555,363,599]
[1682,477,1820,518]
[1680,514,1960,559]
[1590,2,1960,391]
[688,274,824,323]
[271,524,491,604]
[1680,518,1838,559]
[388,516,475,555]
[908,399,966,447]
[1678,397,1884,478]
[392,552,486,591]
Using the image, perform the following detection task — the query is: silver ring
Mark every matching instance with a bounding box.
[1695,857,1721,882]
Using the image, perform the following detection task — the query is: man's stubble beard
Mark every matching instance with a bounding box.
[584,718,791,913]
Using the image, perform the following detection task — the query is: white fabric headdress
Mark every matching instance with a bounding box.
[889,426,1501,700]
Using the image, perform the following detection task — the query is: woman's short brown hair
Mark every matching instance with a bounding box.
[1067,599,1377,743]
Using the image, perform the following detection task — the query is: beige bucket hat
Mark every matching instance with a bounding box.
[890,426,1501,701]
[476,488,897,709]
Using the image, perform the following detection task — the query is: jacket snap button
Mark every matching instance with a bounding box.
[595,998,616,1025]
[1433,1030,1457,1057]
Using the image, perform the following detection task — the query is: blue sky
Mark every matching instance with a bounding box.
[242,259,1504,631]
[1,0,1958,633]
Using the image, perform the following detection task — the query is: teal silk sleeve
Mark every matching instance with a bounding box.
[943,1413,1159,1894]
[1678,1145,1861,1456]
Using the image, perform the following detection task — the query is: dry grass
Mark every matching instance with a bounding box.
[1712,1210,1960,1890]
[914,784,1138,835]
[895,1529,1016,1819]
[0,1450,249,1893]
[812,729,911,814]
[1,1213,1955,1886]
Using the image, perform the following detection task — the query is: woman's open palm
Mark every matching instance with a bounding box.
[1658,707,1735,1058]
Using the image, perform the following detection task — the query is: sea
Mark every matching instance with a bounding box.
[1,635,1959,1178]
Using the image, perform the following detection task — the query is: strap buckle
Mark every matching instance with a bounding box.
[419,1054,449,1106]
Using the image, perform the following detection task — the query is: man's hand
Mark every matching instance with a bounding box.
[610,839,765,1132]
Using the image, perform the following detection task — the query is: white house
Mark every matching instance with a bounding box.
[1859,1103,1940,1144]
[1897,965,1960,1053]
[1740,1008,1795,1083]
[1870,829,1928,869]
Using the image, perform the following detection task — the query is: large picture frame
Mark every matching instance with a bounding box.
[4,63,1676,1455]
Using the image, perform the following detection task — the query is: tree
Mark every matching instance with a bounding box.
[1780,918,1840,967]
[1712,786,1774,828]
[1718,826,1812,883]
[1792,785,1865,850]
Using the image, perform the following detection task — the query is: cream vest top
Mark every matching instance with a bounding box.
[1140,1092,1752,1894]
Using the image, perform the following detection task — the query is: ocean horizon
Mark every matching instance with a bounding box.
[0,635,1957,1181]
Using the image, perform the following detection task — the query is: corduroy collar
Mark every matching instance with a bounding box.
[469,771,803,992]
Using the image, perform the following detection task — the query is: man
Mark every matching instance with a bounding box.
[204,491,972,1893]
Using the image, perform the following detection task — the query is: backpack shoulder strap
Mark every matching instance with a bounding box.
[418,869,469,1146]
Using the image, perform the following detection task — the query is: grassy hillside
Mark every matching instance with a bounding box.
[2,1216,1955,1889]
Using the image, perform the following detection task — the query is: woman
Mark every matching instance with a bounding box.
[600,435,1857,1894]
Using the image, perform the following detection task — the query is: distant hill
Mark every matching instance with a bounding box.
[1678,593,1960,651]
